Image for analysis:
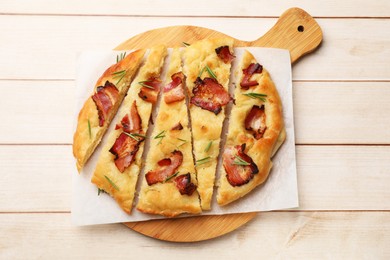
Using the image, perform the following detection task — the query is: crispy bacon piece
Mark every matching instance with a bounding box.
[240,63,263,90]
[245,105,267,139]
[115,101,142,133]
[223,144,259,187]
[171,122,183,131]
[163,72,186,104]
[110,101,144,172]
[145,150,183,186]
[92,81,119,126]
[174,173,197,196]
[109,132,141,173]
[138,77,161,104]
[190,77,232,115]
[215,46,235,64]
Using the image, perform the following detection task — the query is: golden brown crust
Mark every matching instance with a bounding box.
[73,49,146,172]
[136,48,202,217]
[91,45,167,214]
[182,38,234,210]
[216,50,286,206]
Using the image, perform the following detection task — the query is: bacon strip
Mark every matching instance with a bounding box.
[190,77,232,115]
[171,122,183,131]
[245,105,267,139]
[163,72,186,104]
[174,173,197,196]
[92,81,119,126]
[223,144,259,187]
[115,101,142,133]
[240,63,263,90]
[138,77,161,104]
[215,46,235,64]
[109,132,141,173]
[109,101,144,173]
[145,150,183,186]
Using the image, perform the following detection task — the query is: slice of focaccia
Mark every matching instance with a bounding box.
[217,50,286,206]
[91,45,167,214]
[137,48,202,217]
[73,49,146,172]
[182,39,234,210]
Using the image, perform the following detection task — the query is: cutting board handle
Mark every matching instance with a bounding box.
[251,7,322,63]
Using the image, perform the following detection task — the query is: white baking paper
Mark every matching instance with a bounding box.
[72,47,298,226]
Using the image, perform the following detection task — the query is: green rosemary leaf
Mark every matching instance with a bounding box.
[242,92,267,102]
[182,42,190,47]
[154,130,166,145]
[164,171,179,183]
[138,81,155,89]
[97,188,106,196]
[124,132,141,141]
[204,141,212,152]
[196,156,211,166]
[112,70,126,75]
[87,118,92,139]
[205,65,217,80]
[154,130,166,139]
[116,52,126,63]
[233,155,250,166]
[198,66,206,78]
[177,138,188,147]
[104,175,120,191]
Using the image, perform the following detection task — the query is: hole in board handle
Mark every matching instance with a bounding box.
[297,25,304,32]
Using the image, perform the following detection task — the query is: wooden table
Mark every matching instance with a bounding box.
[1,1,389,258]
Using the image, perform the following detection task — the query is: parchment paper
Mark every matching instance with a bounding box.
[72,47,298,225]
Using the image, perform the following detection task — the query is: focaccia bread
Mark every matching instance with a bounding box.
[73,49,145,172]
[216,50,286,206]
[137,48,202,217]
[90,45,167,214]
[182,38,234,210]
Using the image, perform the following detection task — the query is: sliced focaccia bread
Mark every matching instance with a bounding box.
[73,49,146,172]
[91,45,167,214]
[217,50,286,206]
[182,39,234,210]
[137,48,202,217]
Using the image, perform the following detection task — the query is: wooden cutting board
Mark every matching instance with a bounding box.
[117,7,322,242]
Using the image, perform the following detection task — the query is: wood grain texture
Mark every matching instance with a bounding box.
[0,17,389,80]
[116,8,321,241]
[116,8,322,63]
[1,212,389,259]
[2,81,390,145]
[2,145,389,212]
[1,0,390,17]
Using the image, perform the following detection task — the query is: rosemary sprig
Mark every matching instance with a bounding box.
[97,188,107,196]
[112,70,127,85]
[154,130,166,145]
[164,172,179,183]
[124,132,145,141]
[205,65,217,80]
[233,155,250,166]
[177,138,188,147]
[182,42,190,47]
[138,80,155,89]
[87,118,92,139]
[116,52,126,63]
[104,175,120,191]
[196,156,211,166]
[242,92,267,102]
[204,141,212,152]
[198,65,217,80]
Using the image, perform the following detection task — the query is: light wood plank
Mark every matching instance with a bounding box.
[0,16,389,80]
[1,0,389,17]
[1,81,389,144]
[0,145,389,212]
[0,212,389,258]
